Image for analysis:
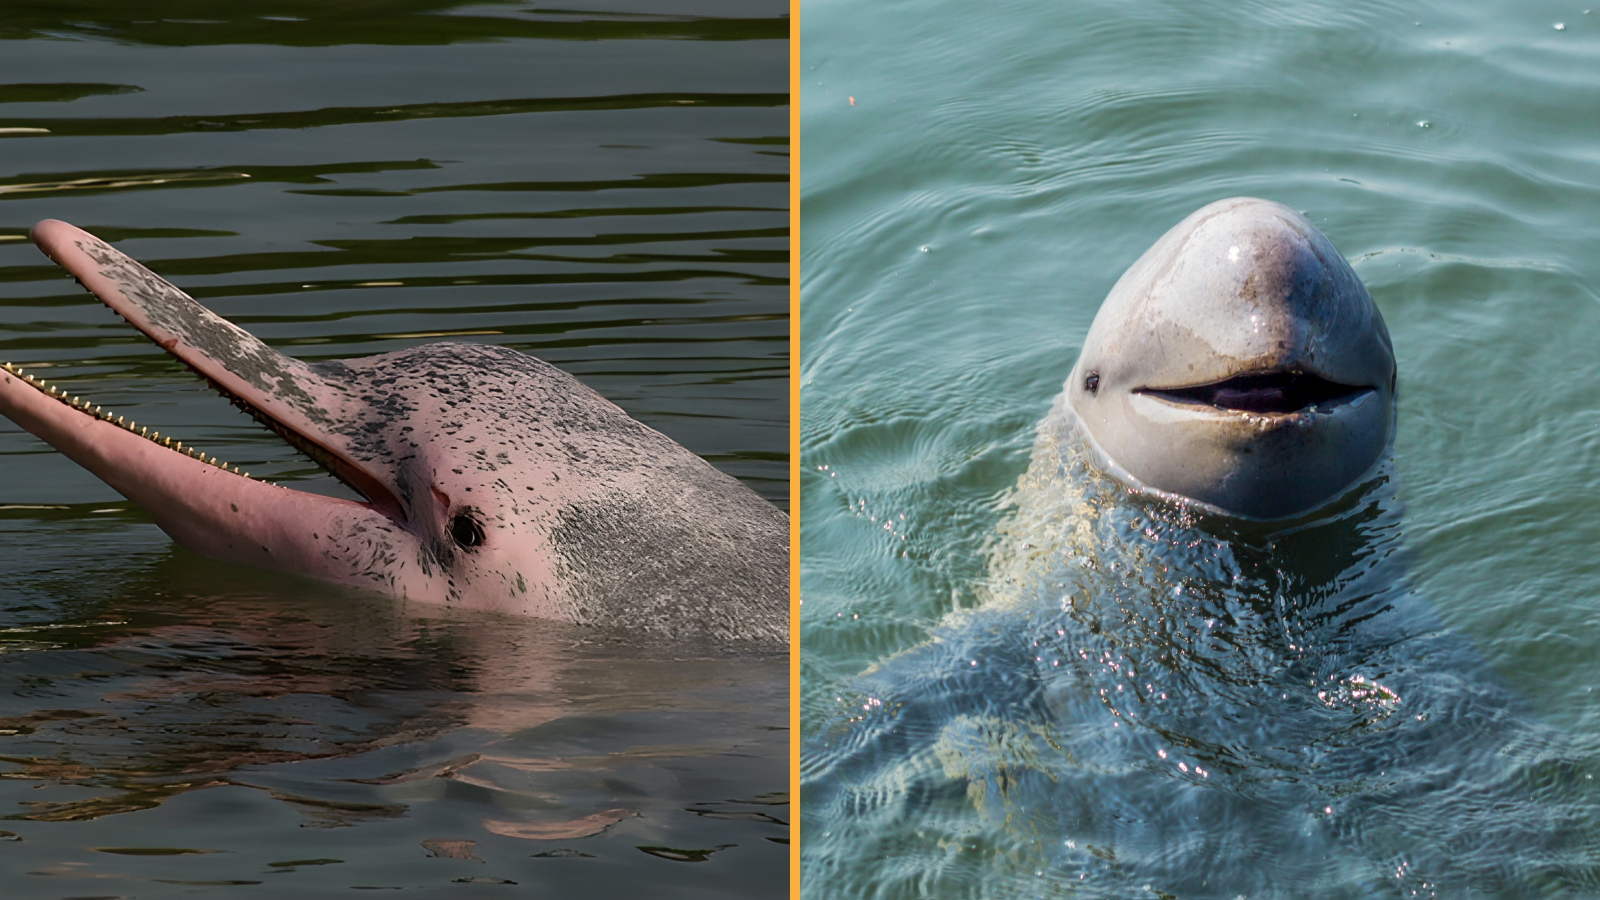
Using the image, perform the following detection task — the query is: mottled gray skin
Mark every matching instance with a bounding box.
[1066,197,1396,519]
[12,220,787,644]
[306,343,790,639]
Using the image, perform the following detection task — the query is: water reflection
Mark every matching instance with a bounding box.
[0,93,788,141]
[0,1,787,46]
[803,410,1600,898]
[0,549,787,887]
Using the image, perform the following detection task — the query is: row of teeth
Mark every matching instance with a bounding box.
[3,361,251,479]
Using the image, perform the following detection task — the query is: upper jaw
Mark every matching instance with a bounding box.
[27,218,409,524]
[1133,368,1376,418]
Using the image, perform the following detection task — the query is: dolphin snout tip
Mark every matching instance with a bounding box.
[29,218,73,240]
[29,219,85,261]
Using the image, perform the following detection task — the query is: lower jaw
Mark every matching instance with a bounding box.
[3,359,251,476]
[1070,413,1391,521]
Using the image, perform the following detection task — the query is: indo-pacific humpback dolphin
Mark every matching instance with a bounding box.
[801,199,1598,896]
[0,220,787,643]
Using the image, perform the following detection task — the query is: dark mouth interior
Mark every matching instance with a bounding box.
[1140,371,1370,414]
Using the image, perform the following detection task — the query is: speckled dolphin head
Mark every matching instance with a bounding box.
[1,220,787,643]
[1065,198,1396,520]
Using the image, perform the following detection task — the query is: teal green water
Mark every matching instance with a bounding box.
[0,3,787,895]
[800,0,1600,895]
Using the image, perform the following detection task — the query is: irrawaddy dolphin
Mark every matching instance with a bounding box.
[802,199,1598,897]
[0,220,787,643]
[1065,196,1396,519]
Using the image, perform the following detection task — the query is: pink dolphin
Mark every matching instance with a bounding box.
[1,220,788,643]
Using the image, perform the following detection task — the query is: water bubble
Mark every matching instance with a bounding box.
[1417,120,1431,128]
[1555,22,1567,30]
[918,246,930,253]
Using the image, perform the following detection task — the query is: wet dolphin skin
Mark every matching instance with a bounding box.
[801,200,1596,897]
[0,221,787,643]
[1066,197,1396,519]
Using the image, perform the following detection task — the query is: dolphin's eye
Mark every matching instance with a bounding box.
[1085,372,1100,394]
[449,514,485,549]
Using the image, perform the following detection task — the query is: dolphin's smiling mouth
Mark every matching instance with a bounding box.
[1138,370,1372,415]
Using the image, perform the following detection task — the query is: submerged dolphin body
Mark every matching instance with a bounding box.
[0,220,787,643]
[801,201,1597,895]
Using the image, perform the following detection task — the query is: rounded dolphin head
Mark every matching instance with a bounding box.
[1066,197,1395,520]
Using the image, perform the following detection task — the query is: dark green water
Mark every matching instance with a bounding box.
[0,2,788,895]
[800,0,1600,896]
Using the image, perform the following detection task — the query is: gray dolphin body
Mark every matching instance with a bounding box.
[801,201,1598,896]
[0,221,787,643]
[1066,197,1396,519]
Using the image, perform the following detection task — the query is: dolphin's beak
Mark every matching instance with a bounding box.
[27,219,405,520]
[1,220,432,596]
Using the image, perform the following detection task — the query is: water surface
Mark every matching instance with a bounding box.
[1,2,788,895]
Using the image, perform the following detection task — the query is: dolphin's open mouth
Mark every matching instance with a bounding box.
[0,360,250,475]
[7,220,408,523]
[0,354,403,522]
[1138,370,1372,415]
[0,220,450,601]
